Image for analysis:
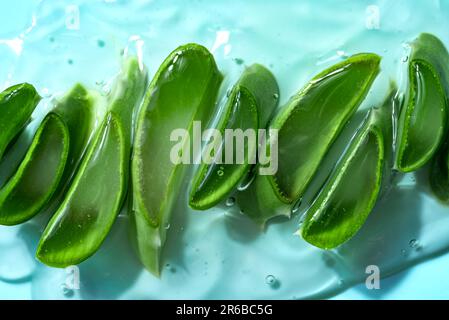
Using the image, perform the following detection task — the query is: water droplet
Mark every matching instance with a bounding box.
[217,170,224,176]
[61,284,74,298]
[164,223,171,230]
[273,93,279,100]
[165,263,176,273]
[49,36,55,43]
[41,88,51,98]
[67,58,74,65]
[265,275,276,285]
[234,58,244,65]
[265,275,281,289]
[401,249,407,256]
[409,239,421,250]
[97,39,106,48]
[225,197,235,207]
[336,50,347,58]
[402,55,409,63]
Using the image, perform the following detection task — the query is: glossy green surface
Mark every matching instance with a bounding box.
[300,87,395,249]
[189,86,258,210]
[0,83,41,160]
[130,43,222,276]
[189,64,279,210]
[36,57,147,267]
[271,53,381,204]
[0,84,95,226]
[396,33,448,172]
[425,33,449,201]
[237,54,381,226]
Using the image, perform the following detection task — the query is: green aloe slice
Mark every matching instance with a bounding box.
[0,84,95,225]
[271,53,381,203]
[300,86,395,249]
[189,64,279,210]
[0,83,41,160]
[396,33,448,172]
[237,54,381,226]
[130,43,223,276]
[37,57,147,267]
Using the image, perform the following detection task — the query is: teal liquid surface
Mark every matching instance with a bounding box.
[1,0,449,299]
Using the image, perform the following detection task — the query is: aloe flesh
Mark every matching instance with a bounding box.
[0,84,95,226]
[397,33,449,172]
[36,57,147,267]
[130,43,223,276]
[0,83,41,160]
[238,53,381,226]
[189,64,279,210]
[301,86,395,249]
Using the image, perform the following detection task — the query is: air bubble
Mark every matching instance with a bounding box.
[225,197,235,207]
[61,284,74,298]
[409,239,421,250]
[265,275,280,289]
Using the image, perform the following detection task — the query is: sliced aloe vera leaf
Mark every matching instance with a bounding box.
[396,34,448,172]
[37,57,147,267]
[0,84,95,226]
[130,44,223,276]
[0,83,41,160]
[189,64,279,210]
[300,86,396,249]
[410,33,449,97]
[237,54,381,225]
[271,53,381,203]
[237,63,280,126]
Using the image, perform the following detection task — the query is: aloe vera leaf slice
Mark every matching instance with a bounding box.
[36,57,147,267]
[270,53,381,203]
[189,86,258,210]
[237,63,280,127]
[0,83,41,160]
[189,64,279,210]
[396,59,447,172]
[237,54,381,226]
[396,33,449,173]
[0,84,95,225]
[300,86,396,249]
[130,44,223,276]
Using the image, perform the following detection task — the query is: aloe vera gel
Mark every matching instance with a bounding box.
[4,0,449,300]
